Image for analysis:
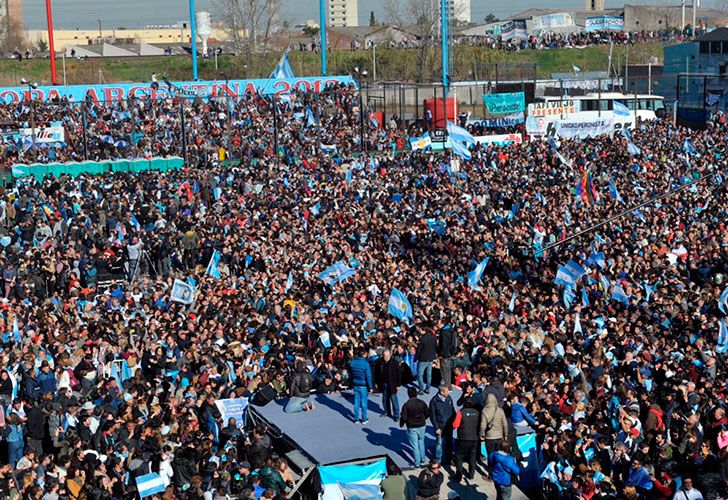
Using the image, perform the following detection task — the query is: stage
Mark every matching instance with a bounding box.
[249,386,443,469]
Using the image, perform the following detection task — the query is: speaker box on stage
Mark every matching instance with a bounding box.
[252,385,276,406]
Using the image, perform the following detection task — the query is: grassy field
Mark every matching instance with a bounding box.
[0,43,666,87]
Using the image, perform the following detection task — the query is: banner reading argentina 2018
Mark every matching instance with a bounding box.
[0,75,357,104]
[483,92,526,115]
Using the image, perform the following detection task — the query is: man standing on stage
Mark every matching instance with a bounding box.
[438,324,458,390]
[400,387,429,467]
[349,348,373,424]
[429,385,455,464]
[416,328,437,394]
[451,397,480,482]
[375,349,401,420]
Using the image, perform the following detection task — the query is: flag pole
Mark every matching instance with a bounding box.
[319,0,327,76]
[189,0,199,80]
[45,0,58,85]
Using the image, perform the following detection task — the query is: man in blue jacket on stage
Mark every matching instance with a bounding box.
[349,348,373,424]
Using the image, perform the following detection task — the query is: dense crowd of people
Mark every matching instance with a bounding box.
[0,82,726,500]
[459,29,689,52]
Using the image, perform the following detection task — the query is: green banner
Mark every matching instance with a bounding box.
[11,157,184,181]
[483,92,526,115]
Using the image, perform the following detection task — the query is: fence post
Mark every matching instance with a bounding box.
[180,99,188,166]
[82,103,89,161]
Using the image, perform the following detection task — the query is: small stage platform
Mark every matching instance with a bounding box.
[249,386,443,470]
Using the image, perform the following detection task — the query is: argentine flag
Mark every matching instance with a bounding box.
[319,261,356,286]
[410,132,432,151]
[627,142,641,156]
[388,288,413,324]
[718,318,728,354]
[613,101,630,117]
[719,285,728,315]
[467,257,490,290]
[447,121,475,161]
[135,472,167,498]
[612,283,630,306]
[206,249,222,279]
[269,49,295,79]
[305,106,317,128]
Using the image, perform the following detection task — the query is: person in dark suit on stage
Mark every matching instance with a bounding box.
[374,349,402,420]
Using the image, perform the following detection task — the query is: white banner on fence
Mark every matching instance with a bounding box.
[20,125,65,144]
[532,13,575,30]
[475,133,523,146]
[554,117,614,139]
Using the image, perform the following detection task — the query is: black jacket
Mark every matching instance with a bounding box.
[290,371,313,398]
[416,469,444,497]
[416,334,438,362]
[400,397,429,429]
[438,327,458,358]
[25,405,46,440]
[454,407,480,442]
[374,358,401,390]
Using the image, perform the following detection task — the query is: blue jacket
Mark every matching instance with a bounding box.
[489,451,520,486]
[37,371,57,395]
[429,394,455,430]
[627,466,653,491]
[349,357,373,389]
[510,402,536,425]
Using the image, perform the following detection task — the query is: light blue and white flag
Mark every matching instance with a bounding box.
[206,250,222,279]
[613,101,630,117]
[581,287,590,307]
[388,288,413,324]
[447,121,475,160]
[627,142,641,156]
[305,105,317,128]
[608,181,624,203]
[564,206,572,226]
[318,261,356,286]
[269,49,295,79]
[285,272,293,293]
[468,257,490,290]
[718,318,728,354]
[574,312,582,334]
[135,472,167,498]
[171,279,196,305]
[683,138,697,155]
[129,214,141,230]
[563,284,576,308]
[554,260,586,287]
[719,285,728,315]
[508,290,517,313]
[612,283,630,306]
[644,281,657,302]
[320,144,338,154]
[572,65,582,72]
[410,132,432,151]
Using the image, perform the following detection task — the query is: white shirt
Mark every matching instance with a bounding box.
[674,488,703,500]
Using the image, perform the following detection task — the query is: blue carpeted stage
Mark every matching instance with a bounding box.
[249,386,451,469]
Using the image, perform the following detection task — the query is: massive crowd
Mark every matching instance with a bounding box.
[0,83,726,500]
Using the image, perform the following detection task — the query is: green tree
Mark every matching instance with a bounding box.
[484,13,499,23]
[302,25,320,37]
[369,11,376,26]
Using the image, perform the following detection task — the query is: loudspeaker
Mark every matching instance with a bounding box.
[252,384,276,407]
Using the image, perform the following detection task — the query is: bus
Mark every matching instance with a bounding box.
[527,92,666,137]
[533,93,665,120]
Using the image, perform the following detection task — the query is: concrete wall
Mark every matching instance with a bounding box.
[26,28,231,51]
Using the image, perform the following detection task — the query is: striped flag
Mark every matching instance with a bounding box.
[135,473,167,498]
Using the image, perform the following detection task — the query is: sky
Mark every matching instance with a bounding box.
[22,0,721,30]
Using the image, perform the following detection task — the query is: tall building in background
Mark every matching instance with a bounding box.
[328,0,358,27]
[585,0,605,11]
[1,0,24,48]
[448,0,471,24]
